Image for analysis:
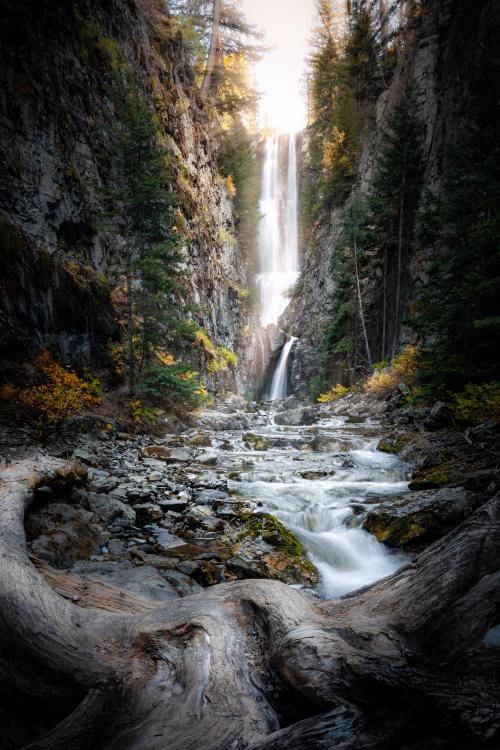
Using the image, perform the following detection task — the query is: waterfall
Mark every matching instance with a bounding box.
[257,134,300,327]
[269,336,297,401]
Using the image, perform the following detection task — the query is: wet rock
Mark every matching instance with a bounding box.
[187,432,212,447]
[161,569,203,596]
[297,470,331,480]
[144,445,171,460]
[168,448,193,463]
[195,489,231,506]
[197,452,218,466]
[423,401,453,430]
[134,503,164,525]
[197,410,251,431]
[72,447,96,466]
[87,493,136,527]
[159,497,189,513]
[243,433,270,451]
[227,513,319,587]
[363,487,480,549]
[70,560,180,602]
[274,407,318,426]
[26,503,105,569]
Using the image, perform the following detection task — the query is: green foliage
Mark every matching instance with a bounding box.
[217,117,262,265]
[303,2,380,221]
[449,382,500,425]
[138,361,208,409]
[322,91,422,379]
[104,76,205,408]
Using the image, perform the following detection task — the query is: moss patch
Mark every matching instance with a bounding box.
[378,433,412,454]
[237,513,303,557]
[409,465,449,490]
[243,433,269,451]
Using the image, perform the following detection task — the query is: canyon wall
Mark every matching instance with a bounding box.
[0,0,265,393]
[282,0,499,394]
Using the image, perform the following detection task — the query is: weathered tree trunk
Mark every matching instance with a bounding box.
[200,0,222,100]
[1,460,499,750]
[353,235,372,367]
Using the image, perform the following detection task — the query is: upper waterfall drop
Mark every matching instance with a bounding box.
[257,133,300,327]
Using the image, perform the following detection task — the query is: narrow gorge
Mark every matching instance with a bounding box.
[0,1,499,749]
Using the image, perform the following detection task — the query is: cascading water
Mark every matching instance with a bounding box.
[269,336,297,400]
[257,134,300,400]
[257,134,300,328]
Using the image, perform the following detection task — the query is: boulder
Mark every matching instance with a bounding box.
[144,445,171,460]
[243,433,270,451]
[363,486,480,549]
[274,407,318,426]
[423,401,454,431]
[134,503,164,525]
[25,503,105,569]
[87,493,136,527]
[70,561,180,602]
[195,489,231,506]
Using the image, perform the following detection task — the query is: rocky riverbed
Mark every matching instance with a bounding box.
[1,394,498,606]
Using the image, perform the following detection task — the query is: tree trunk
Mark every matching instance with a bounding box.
[393,174,405,357]
[1,460,499,750]
[200,0,222,101]
[382,245,387,359]
[353,236,372,367]
[126,268,135,394]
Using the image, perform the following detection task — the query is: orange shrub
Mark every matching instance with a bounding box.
[5,351,103,434]
[364,345,421,398]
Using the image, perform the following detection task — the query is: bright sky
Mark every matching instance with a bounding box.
[241,0,316,134]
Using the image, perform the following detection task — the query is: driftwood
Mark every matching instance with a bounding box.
[1,459,499,749]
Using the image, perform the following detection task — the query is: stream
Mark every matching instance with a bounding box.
[214,404,409,598]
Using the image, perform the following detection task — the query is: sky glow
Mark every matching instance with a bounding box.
[241,0,316,134]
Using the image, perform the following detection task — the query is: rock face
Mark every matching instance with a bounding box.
[0,0,267,392]
[281,0,500,390]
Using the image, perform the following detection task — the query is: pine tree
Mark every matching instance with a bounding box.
[108,80,204,407]
[412,103,500,391]
[368,90,422,357]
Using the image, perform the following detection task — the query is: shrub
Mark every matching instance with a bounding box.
[1,351,103,434]
[317,384,349,403]
[364,345,421,398]
[449,382,500,424]
[194,330,238,374]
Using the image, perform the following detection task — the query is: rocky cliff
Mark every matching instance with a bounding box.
[282,0,499,393]
[0,0,265,393]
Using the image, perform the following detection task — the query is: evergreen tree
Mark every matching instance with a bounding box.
[412,104,500,391]
[368,90,422,357]
[109,80,204,407]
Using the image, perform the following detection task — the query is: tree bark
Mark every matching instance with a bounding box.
[353,236,372,367]
[1,460,499,750]
[200,0,222,101]
[393,173,405,357]
[126,268,135,394]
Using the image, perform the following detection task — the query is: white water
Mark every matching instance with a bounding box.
[269,336,297,400]
[221,412,408,598]
[257,134,300,327]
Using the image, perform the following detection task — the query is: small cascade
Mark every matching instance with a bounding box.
[269,336,296,400]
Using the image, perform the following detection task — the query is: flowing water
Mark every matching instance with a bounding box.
[257,135,300,327]
[218,408,409,598]
[269,337,297,400]
[249,132,406,597]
